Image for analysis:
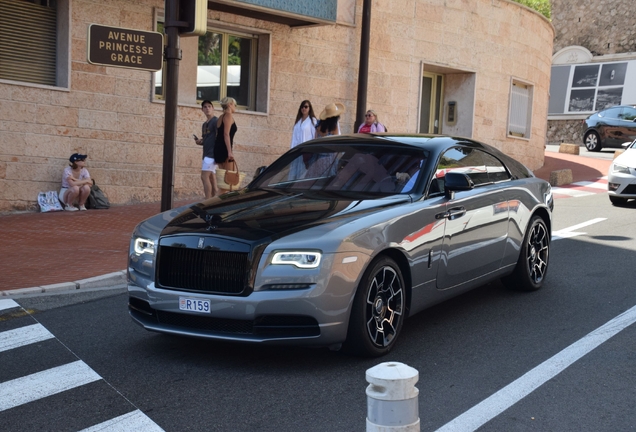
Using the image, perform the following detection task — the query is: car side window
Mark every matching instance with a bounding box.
[619,107,636,121]
[602,107,622,119]
[428,147,490,196]
[482,152,511,183]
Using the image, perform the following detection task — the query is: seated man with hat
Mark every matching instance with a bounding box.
[60,153,92,211]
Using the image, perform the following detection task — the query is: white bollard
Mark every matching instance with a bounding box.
[366,362,420,431]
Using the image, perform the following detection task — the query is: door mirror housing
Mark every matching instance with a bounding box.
[444,172,474,199]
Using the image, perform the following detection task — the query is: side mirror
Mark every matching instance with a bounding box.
[444,172,474,199]
[621,141,632,148]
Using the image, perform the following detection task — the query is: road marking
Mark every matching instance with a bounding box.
[0,360,101,412]
[436,304,636,432]
[79,410,165,432]
[575,179,608,190]
[0,324,54,353]
[552,217,607,240]
[552,177,608,198]
[0,299,19,312]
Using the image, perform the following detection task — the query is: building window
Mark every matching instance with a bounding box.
[549,62,630,115]
[569,63,626,112]
[197,30,256,109]
[0,0,69,88]
[154,12,269,113]
[508,80,533,139]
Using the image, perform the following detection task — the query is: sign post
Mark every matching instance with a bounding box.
[88,0,206,212]
[160,0,182,212]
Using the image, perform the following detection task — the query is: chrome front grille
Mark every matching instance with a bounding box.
[157,246,250,294]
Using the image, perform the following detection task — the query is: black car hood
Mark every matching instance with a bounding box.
[160,189,410,242]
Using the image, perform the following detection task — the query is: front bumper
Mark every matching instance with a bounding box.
[608,171,636,198]
[128,283,350,347]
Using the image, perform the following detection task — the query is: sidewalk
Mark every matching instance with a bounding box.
[533,148,612,184]
[0,150,613,295]
[0,202,180,295]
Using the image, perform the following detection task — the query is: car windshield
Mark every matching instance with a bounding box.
[254,143,428,196]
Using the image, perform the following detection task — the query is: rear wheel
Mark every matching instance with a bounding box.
[610,195,628,206]
[503,216,550,291]
[584,131,602,152]
[343,256,405,357]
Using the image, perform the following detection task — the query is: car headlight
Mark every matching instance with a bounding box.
[133,237,155,255]
[611,163,631,174]
[271,251,322,269]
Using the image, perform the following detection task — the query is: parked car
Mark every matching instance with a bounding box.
[583,104,636,152]
[128,134,553,357]
[608,139,636,205]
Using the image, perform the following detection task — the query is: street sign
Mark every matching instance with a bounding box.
[87,24,164,71]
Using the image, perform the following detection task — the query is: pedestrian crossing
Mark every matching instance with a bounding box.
[552,177,608,199]
[0,299,164,431]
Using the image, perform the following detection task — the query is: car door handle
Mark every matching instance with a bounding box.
[435,206,466,220]
[447,206,466,220]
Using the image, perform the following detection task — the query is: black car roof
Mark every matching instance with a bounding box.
[297,133,533,179]
[301,133,487,150]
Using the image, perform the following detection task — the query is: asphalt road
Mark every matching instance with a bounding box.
[2,191,636,431]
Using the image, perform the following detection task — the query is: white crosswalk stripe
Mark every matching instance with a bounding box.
[0,304,164,430]
[0,360,101,412]
[0,299,19,312]
[79,410,165,432]
[0,323,54,353]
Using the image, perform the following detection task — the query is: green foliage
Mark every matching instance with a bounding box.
[198,33,246,66]
[198,33,221,66]
[513,0,551,19]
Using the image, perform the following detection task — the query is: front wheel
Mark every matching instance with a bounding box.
[584,131,602,152]
[503,216,550,291]
[343,256,405,357]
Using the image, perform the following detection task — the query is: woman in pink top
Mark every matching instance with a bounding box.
[59,153,92,211]
[357,109,386,133]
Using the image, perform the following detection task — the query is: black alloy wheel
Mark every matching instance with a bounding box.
[503,216,550,291]
[343,256,405,357]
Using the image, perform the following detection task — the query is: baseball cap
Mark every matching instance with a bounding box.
[69,153,87,163]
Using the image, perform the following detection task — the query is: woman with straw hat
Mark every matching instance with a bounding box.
[316,102,345,138]
[303,102,345,178]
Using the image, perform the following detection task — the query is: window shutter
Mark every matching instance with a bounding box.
[0,0,57,86]
[509,82,529,137]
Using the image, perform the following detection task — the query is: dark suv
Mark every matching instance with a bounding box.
[582,104,636,151]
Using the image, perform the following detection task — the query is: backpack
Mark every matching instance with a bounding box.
[86,180,110,209]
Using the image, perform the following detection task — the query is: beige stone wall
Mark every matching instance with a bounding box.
[0,0,553,212]
[552,0,636,55]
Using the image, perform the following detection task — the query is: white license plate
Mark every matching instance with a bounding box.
[179,297,211,313]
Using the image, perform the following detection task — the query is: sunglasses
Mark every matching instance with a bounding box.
[365,114,374,117]
[301,105,309,109]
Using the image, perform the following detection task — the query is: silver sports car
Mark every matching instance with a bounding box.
[128,134,553,357]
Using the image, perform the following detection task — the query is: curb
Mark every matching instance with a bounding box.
[1,270,127,297]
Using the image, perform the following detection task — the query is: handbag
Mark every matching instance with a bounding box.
[224,160,241,189]
[38,191,64,212]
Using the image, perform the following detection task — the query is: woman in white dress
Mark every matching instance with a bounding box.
[289,100,318,180]
[290,100,318,148]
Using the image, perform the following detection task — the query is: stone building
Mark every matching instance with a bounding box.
[0,0,553,212]
[547,0,636,146]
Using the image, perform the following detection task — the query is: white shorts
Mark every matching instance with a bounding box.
[202,156,217,172]
[59,188,69,203]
